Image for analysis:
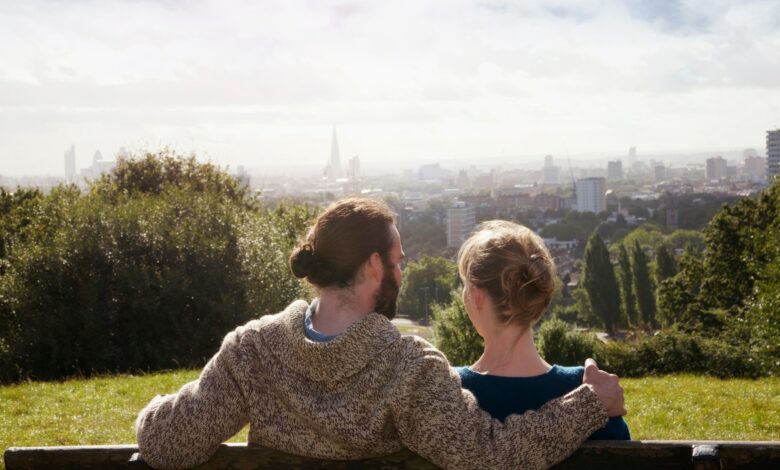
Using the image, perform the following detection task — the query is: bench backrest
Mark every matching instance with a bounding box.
[5,441,780,469]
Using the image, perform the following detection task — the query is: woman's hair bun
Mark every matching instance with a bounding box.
[290,243,316,278]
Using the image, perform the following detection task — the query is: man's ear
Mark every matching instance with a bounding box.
[366,252,384,283]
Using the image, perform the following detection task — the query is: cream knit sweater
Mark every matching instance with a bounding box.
[135,300,608,469]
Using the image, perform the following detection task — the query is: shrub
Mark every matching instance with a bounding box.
[0,153,311,383]
[432,292,483,366]
[536,318,600,366]
[595,330,761,379]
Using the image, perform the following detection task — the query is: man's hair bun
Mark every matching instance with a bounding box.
[290,243,317,279]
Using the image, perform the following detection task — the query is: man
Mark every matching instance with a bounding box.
[136,197,625,469]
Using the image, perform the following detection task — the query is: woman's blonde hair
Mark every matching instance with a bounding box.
[457,220,556,326]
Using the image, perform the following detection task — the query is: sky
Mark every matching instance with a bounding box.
[1,0,780,177]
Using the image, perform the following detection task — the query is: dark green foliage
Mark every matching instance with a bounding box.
[431,291,483,365]
[631,241,656,326]
[0,152,310,383]
[0,187,45,261]
[745,219,780,376]
[397,212,448,260]
[582,233,621,335]
[595,330,760,379]
[540,211,600,244]
[92,150,248,204]
[656,246,704,328]
[536,318,599,366]
[699,183,779,311]
[397,256,458,322]
[654,244,677,284]
[617,244,638,326]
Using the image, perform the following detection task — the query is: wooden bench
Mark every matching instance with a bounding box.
[5,441,780,469]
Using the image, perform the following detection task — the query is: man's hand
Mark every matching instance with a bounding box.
[583,358,626,417]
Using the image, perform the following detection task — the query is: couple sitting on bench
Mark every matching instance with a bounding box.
[135,198,629,470]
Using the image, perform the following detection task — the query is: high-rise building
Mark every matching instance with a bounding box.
[768,130,780,181]
[743,156,766,183]
[576,177,606,214]
[348,155,361,182]
[324,126,343,181]
[542,155,560,185]
[64,144,76,182]
[628,146,637,170]
[607,160,623,181]
[654,165,666,182]
[446,201,476,248]
[705,156,728,181]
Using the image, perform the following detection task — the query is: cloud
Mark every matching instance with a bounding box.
[1,0,779,175]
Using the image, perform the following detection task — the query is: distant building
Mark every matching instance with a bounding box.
[628,146,637,170]
[705,156,728,181]
[542,155,560,185]
[743,155,766,183]
[576,177,606,213]
[348,155,361,182]
[768,130,780,181]
[234,165,250,187]
[654,165,666,182]
[80,150,115,180]
[419,163,449,181]
[446,201,476,248]
[324,126,343,181]
[607,160,623,181]
[64,144,76,182]
[743,148,758,159]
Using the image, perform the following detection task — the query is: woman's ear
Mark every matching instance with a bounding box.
[472,286,486,312]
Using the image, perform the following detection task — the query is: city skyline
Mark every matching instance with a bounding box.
[2,0,780,176]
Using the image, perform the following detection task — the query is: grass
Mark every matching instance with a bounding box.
[622,375,780,441]
[1,372,778,469]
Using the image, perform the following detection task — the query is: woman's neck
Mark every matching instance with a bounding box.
[470,323,551,377]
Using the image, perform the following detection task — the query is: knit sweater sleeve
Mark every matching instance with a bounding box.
[134,328,250,469]
[391,340,608,470]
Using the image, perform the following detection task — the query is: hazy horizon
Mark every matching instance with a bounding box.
[2,0,779,177]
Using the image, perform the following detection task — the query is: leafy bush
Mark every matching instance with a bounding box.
[536,318,600,366]
[431,291,483,366]
[0,152,312,383]
[595,330,761,379]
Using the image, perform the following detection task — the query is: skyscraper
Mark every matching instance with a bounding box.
[446,201,476,248]
[743,156,766,183]
[64,144,76,182]
[768,130,780,181]
[705,156,728,181]
[576,177,606,214]
[607,160,623,181]
[325,126,343,181]
[542,155,560,185]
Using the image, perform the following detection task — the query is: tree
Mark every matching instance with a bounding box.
[432,291,483,365]
[699,184,779,312]
[617,244,638,326]
[0,151,309,383]
[397,256,458,322]
[654,244,677,284]
[631,241,656,327]
[582,233,621,336]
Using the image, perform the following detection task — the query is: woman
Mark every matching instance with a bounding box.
[455,220,630,440]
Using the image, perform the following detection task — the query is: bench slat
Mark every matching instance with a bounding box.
[5,441,780,469]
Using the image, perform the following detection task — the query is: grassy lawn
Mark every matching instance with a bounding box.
[2,371,778,468]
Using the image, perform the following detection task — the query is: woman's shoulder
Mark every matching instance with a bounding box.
[551,364,585,378]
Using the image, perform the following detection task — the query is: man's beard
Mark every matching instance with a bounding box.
[373,264,399,320]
